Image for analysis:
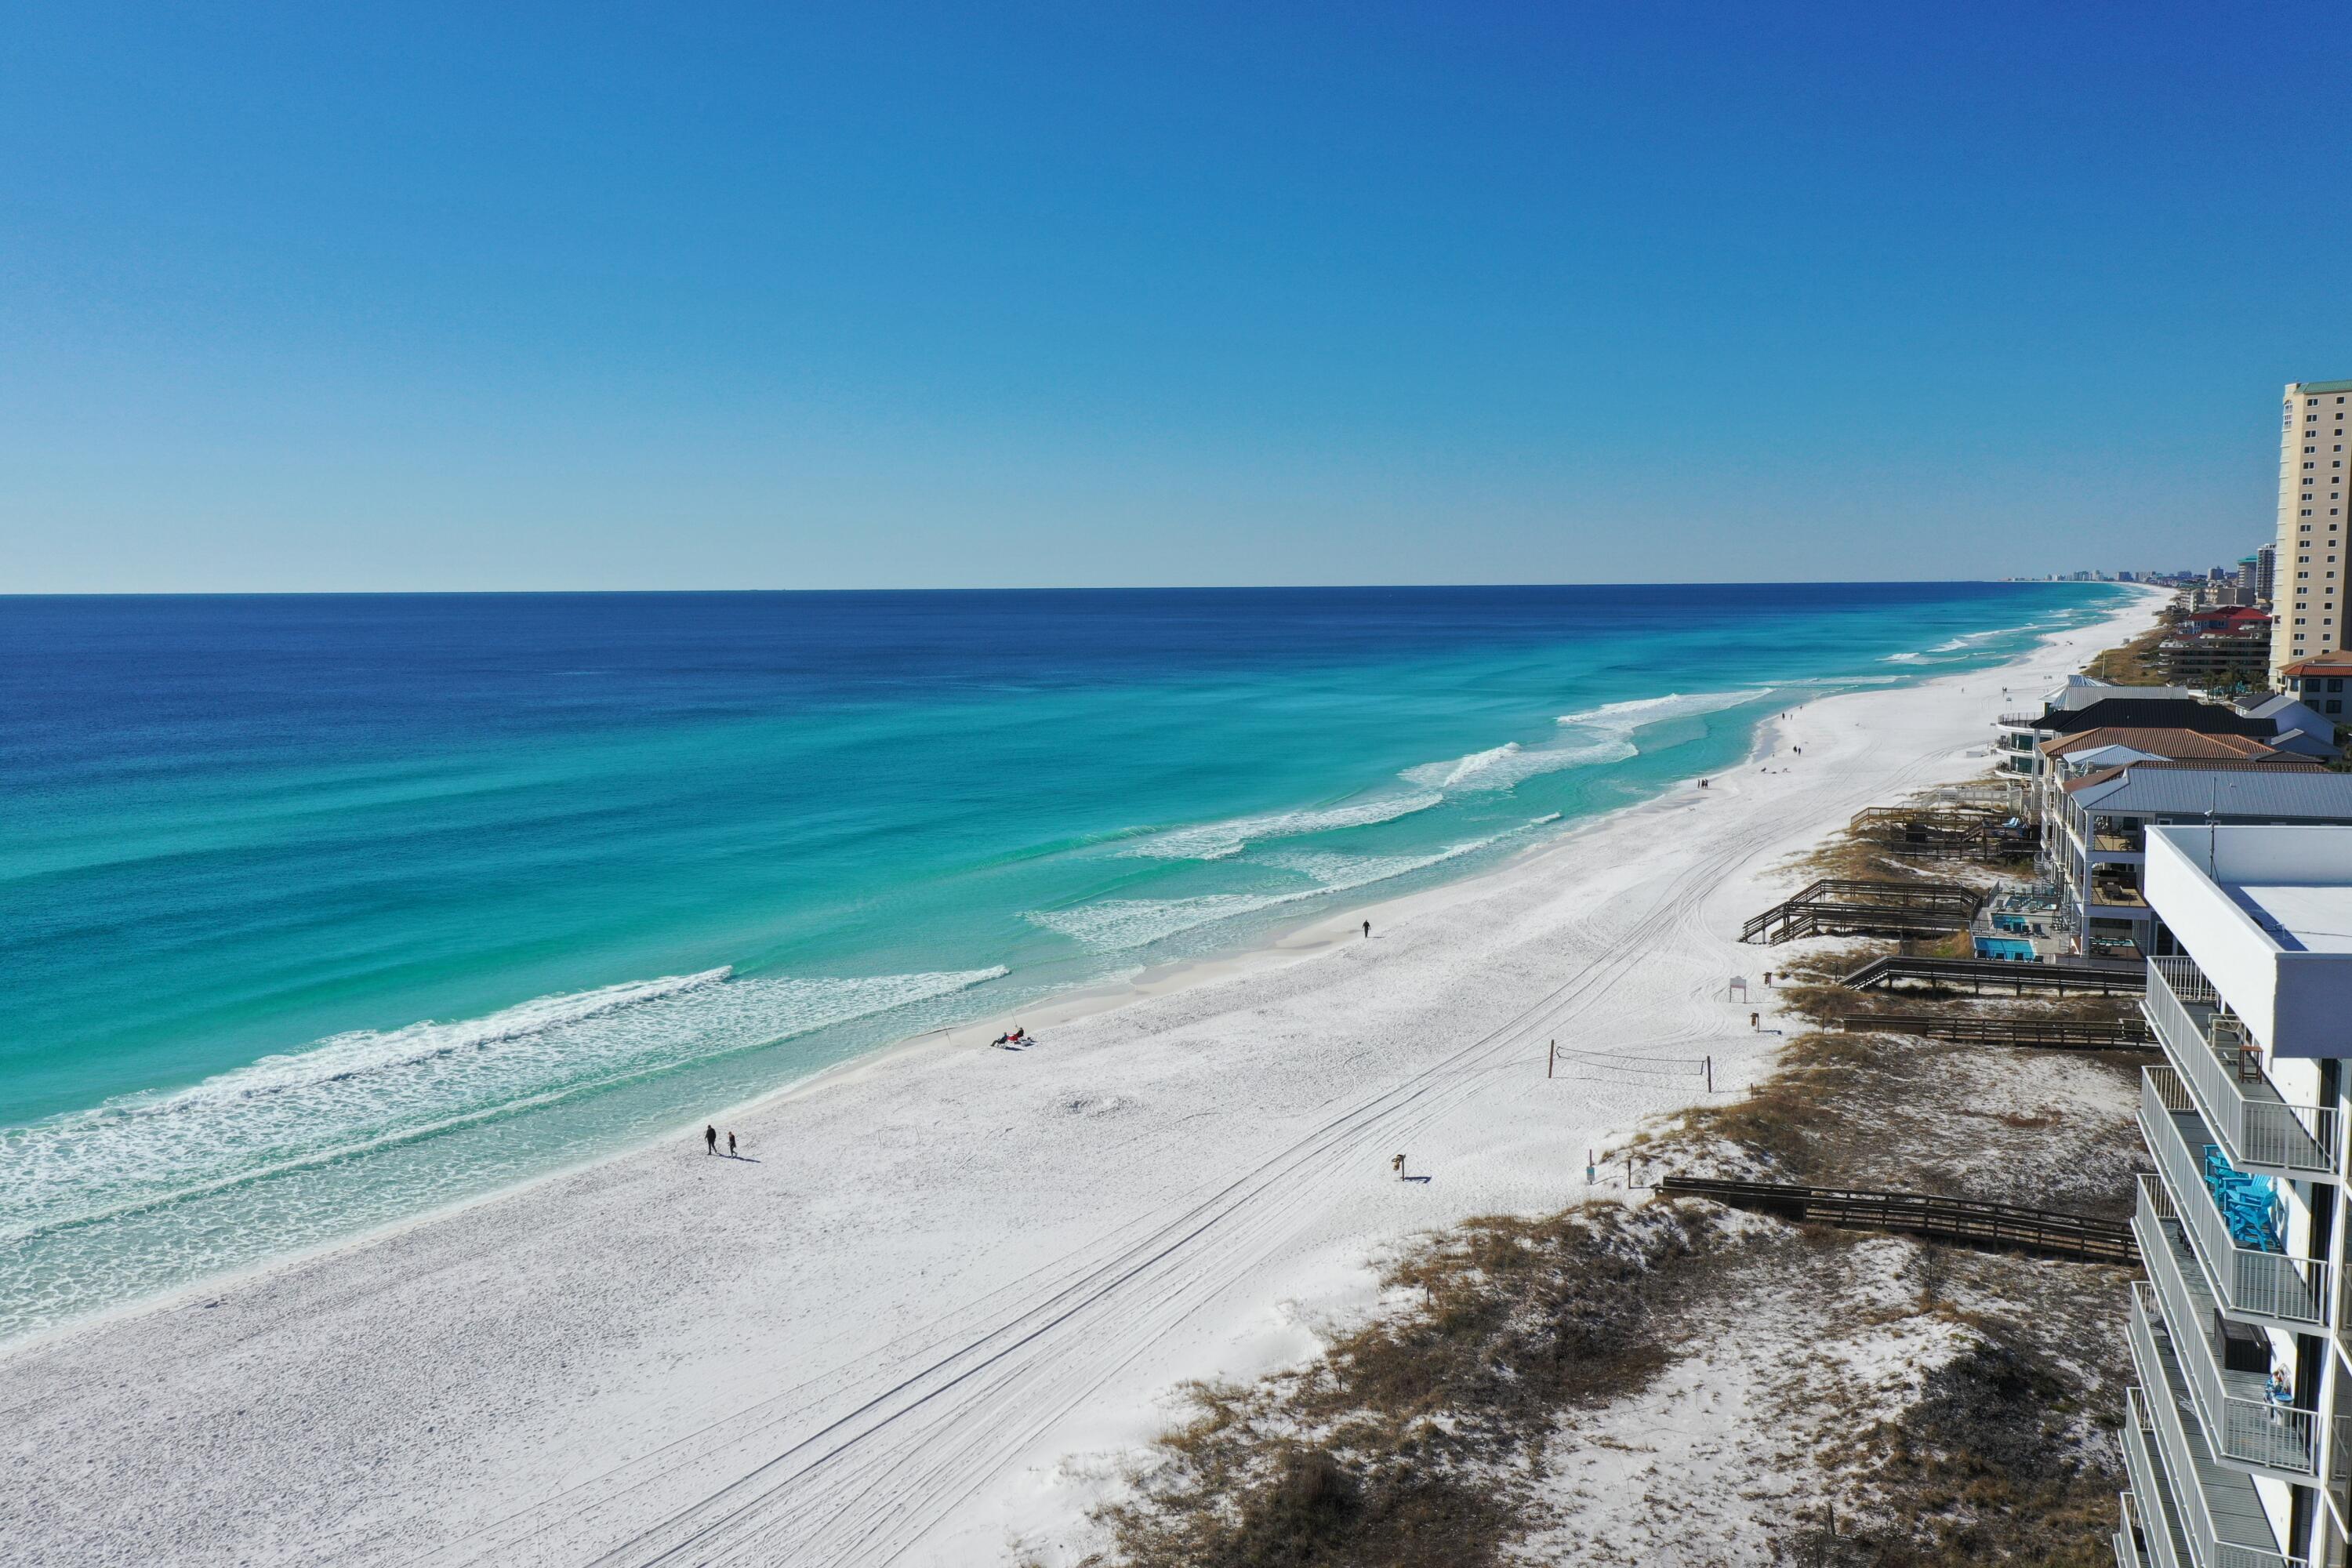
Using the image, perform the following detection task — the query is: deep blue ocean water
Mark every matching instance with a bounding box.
[0,583,2121,1339]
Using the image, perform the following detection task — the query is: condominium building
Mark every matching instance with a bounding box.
[1998,684,2281,777]
[2042,761,2352,960]
[2273,380,2352,684]
[2122,824,2352,1567]
[2126,822,2352,1568]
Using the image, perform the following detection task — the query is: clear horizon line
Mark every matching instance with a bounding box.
[0,575,2134,600]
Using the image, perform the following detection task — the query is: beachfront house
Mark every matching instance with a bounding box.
[2048,763,2352,960]
[2281,655,2352,728]
[2239,691,2344,760]
[2032,733,2309,895]
[2120,823,2352,1568]
[1997,680,2259,777]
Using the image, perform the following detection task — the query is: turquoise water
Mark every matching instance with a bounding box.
[0,583,2122,1340]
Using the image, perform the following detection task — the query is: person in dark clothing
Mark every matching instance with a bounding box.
[727,1131,738,1156]
[704,1124,717,1155]
[1362,920,1370,939]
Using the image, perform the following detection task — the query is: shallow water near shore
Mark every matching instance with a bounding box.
[0,583,2121,1341]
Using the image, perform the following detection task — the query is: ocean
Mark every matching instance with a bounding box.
[0,583,2122,1341]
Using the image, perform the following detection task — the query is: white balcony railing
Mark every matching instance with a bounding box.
[2118,1392,2186,1568]
[2147,958,2339,1178]
[2134,1183,2326,1553]
[2140,1068,2331,1326]
[2132,1282,2317,1479]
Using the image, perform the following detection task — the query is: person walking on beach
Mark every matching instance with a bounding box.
[728,1131,738,1157]
[704,1124,717,1156]
[1363,920,1371,939]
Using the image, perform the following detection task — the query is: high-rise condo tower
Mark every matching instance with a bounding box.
[2274,380,2352,684]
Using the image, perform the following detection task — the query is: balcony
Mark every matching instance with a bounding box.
[2130,1279,2318,1483]
[2134,1184,2323,1508]
[2111,1488,2145,1568]
[2140,1069,2331,1326]
[2147,958,2339,1178]
[2118,1389,2192,1568]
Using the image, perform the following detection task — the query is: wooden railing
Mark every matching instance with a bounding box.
[1839,953,2145,995]
[1660,1175,2134,1264]
[1740,877,1984,945]
[1835,1012,2152,1051]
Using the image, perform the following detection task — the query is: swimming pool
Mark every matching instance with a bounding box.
[1975,937,2038,961]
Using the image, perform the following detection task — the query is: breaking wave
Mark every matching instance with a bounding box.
[1399,736,1636,793]
[0,965,1009,1243]
[1554,689,1772,731]
[1121,792,1444,861]
[1029,837,1512,953]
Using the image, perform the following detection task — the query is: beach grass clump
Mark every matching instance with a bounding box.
[1635,1027,1881,1177]
[2082,618,2175,686]
[1809,1322,2127,1567]
[1092,1203,1722,1568]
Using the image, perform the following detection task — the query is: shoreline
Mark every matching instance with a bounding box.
[0,586,2166,1567]
[0,597,2119,1359]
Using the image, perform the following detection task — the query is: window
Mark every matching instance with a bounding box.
[2332,699,2345,715]
[2332,678,2344,693]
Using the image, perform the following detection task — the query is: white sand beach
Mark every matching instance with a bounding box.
[0,592,2161,1568]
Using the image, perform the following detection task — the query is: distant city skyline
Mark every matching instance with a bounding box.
[3,4,2347,593]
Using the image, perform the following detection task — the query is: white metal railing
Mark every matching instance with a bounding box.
[2118,1391,2185,1568]
[2327,1414,2352,1554]
[2133,1185,2318,1561]
[2133,1281,2318,1479]
[2147,960,2339,1177]
[2140,1069,2331,1325]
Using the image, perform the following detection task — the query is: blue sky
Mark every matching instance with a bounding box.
[4,2,2345,590]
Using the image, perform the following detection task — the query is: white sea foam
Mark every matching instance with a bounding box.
[1121,792,1444,861]
[1553,688,1772,731]
[0,965,1009,1243]
[1390,690,1772,798]
[1031,837,1509,953]
[1398,736,1635,793]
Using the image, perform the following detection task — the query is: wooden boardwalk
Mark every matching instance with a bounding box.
[1835,1011,2153,1051]
[1849,805,2032,861]
[1740,878,1984,945]
[1839,953,2144,996]
[1659,1175,2136,1265]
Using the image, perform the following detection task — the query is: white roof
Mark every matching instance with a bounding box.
[2045,677,2208,712]
[2231,884,2352,955]
[2064,743,2163,769]
[2144,825,2352,1055]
